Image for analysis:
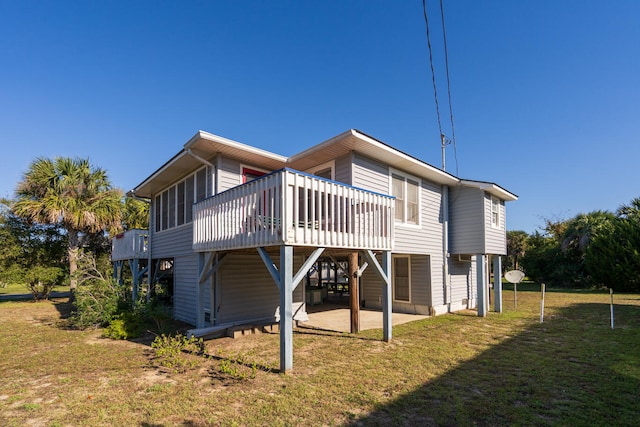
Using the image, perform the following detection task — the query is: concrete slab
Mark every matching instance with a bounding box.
[301,307,428,333]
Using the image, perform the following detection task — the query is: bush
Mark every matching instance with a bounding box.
[151,334,204,373]
[23,266,65,300]
[70,252,127,328]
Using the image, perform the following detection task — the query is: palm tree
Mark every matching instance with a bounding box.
[13,157,123,291]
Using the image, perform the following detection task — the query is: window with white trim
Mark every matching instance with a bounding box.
[155,166,209,232]
[491,196,501,228]
[393,255,411,302]
[391,171,420,225]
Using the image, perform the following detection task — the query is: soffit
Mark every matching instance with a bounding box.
[288,129,459,186]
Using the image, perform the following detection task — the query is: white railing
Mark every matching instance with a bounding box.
[193,168,394,252]
[111,229,148,261]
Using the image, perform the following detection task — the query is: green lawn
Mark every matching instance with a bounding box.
[0,287,638,426]
[0,282,70,296]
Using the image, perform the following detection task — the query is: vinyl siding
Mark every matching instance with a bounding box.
[334,154,351,184]
[217,253,305,324]
[449,186,485,254]
[484,194,507,255]
[351,153,389,194]
[449,258,473,305]
[173,254,198,325]
[217,156,243,192]
[361,254,431,315]
[152,223,194,258]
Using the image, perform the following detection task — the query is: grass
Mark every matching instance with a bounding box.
[0,282,70,296]
[0,288,639,426]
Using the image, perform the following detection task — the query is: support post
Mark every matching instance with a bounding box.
[362,249,392,341]
[349,252,359,333]
[130,258,139,303]
[279,245,294,373]
[476,254,487,317]
[381,251,392,341]
[493,256,502,313]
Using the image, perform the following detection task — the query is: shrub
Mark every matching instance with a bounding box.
[23,266,65,300]
[70,252,127,328]
[103,311,145,340]
[151,334,204,373]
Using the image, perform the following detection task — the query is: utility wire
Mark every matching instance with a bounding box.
[422,0,459,176]
[439,0,459,176]
[422,0,443,141]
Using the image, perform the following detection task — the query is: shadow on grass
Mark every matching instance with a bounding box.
[349,302,640,426]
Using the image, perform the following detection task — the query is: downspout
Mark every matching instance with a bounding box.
[185,148,217,321]
[186,148,215,168]
[442,185,451,312]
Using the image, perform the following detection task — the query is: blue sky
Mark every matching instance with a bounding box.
[1,1,638,233]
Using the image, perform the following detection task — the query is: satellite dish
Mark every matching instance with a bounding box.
[504,270,525,284]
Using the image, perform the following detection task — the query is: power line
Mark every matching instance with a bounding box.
[439,0,459,176]
[422,0,459,176]
[422,0,443,141]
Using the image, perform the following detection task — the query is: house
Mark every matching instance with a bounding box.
[112,129,517,372]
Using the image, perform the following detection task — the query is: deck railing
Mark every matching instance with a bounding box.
[193,168,394,252]
[111,229,148,261]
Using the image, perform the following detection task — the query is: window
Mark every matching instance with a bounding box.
[307,160,335,180]
[491,196,500,228]
[391,171,420,225]
[185,176,194,224]
[242,166,268,183]
[154,166,208,232]
[177,181,185,226]
[393,256,411,302]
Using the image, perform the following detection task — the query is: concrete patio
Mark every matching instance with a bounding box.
[301,305,429,333]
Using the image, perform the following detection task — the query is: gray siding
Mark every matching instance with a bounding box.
[217,156,243,192]
[173,254,198,325]
[361,254,431,315]
[449,258,472,304]
[351,153,388,194]
[334,154,351,185]
[152,224,194,258]
[449,186,484,254]
[217,253,305,324]
[484,194,507,255]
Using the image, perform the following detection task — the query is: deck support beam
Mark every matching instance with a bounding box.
[256,245,325,373]
[362,249,392,341]
[477,254,487,317]
[493,256,503,313]
[349,252,359,333]
[279,245,294,373]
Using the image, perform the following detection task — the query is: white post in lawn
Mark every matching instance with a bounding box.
[610,288,614,330]
[540,283,546,323]
[476,255,487,317]
[279,245,294,373]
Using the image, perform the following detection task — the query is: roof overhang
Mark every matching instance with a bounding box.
[287,129,459,186]
[132,131,287,198]
[459,179,518,201]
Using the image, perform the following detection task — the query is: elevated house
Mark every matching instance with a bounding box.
[113,129,517,372]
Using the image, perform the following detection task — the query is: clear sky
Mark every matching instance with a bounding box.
[1,1,638,233]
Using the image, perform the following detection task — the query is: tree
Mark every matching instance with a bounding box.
[506,230,528,271]
[0,198,67,297]
[586,198,640,292]
[13,157,123,292]
[121,196,149,230]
